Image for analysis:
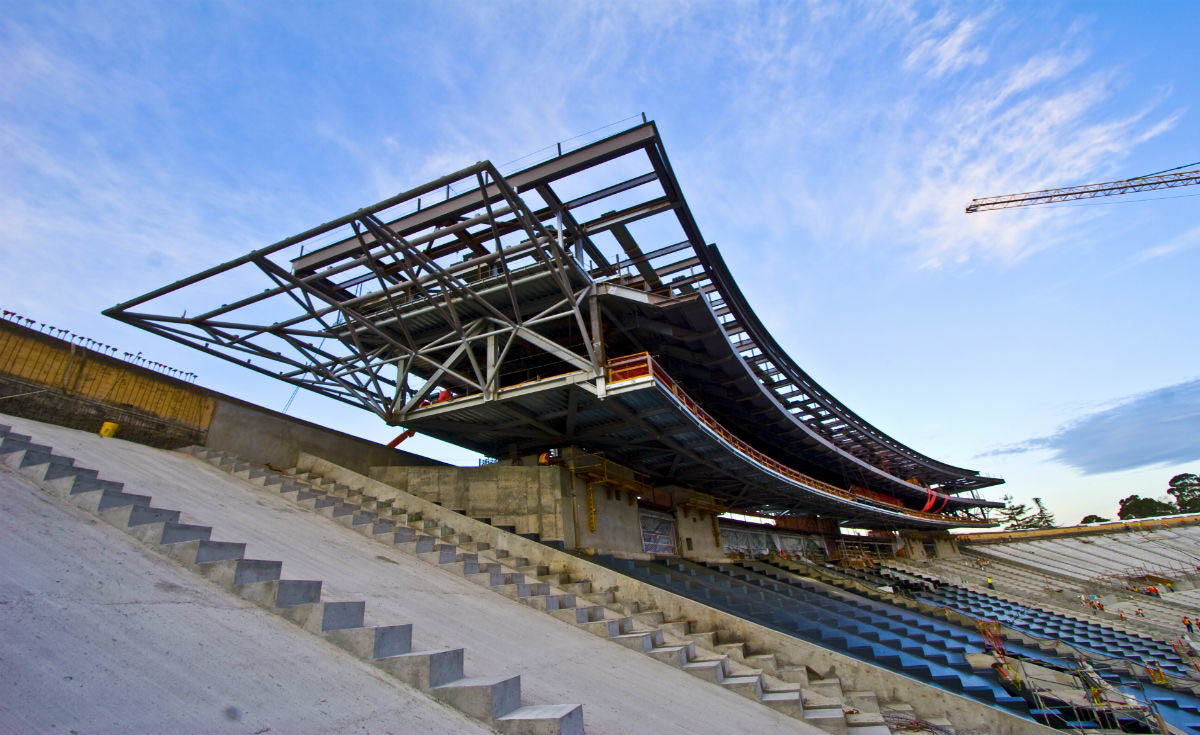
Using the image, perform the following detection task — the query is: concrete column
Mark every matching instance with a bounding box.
[900,532,928,561]
[932,533,959,558]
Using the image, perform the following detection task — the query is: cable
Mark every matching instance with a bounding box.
[1132,160,1200,180]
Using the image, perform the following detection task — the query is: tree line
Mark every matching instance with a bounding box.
[994,473,1199,530]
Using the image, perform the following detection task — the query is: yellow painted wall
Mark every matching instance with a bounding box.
[958,513,1200,544]
[0,323,213,430]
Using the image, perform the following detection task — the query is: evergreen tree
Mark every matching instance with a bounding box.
[1117,494,1178,520]
[1080,514,1110,524]
[995,494,1032,529]
[1167,473,1200,513]
[1024,497,1057,529]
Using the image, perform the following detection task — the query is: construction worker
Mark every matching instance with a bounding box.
[1136,608,1145,617]
[1185,617,1194,635]
[987,577,994,590]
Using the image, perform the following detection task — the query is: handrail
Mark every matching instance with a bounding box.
[607,353,991,526]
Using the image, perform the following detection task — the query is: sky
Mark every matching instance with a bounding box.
[3,1,1198,527]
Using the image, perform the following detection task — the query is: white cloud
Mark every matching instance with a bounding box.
[668,4,1180,271]
[1133,222,1200,263]
[905,9,992,78]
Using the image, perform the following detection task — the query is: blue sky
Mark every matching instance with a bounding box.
[3,1,1198,526]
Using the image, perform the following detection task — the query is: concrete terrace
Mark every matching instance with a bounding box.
[0,412,817,735]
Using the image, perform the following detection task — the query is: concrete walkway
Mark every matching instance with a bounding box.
[0,468,489,735]
[0,414,815,735]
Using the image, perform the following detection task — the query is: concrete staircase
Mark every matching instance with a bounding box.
[0,425,582,735]
[190,447,974,734]
[189,449,835,726]
[592,557,993,730]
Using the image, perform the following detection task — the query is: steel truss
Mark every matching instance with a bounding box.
[106,120,1002,523]
[106,161,613,431]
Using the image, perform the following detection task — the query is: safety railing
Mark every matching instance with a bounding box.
[605,352,991,526]
[2,309,197,382]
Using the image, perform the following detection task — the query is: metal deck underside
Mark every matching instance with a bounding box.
[105,120,1001,529]
[405,366,988,529]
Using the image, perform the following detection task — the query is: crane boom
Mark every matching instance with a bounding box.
[966,168,1200,213]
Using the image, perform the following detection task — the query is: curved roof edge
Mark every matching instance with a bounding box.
[696,243,997,493]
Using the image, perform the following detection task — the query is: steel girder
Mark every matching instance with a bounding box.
[105,120,1001,520]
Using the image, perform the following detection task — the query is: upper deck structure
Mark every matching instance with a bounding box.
[105,121,1002,529]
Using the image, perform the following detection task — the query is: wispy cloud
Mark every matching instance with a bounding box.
[1132,222,1200,263]
[904,8,993,78]
[654,4,1181,271]
[985,378,1200,474]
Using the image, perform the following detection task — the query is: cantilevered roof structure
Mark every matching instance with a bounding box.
[105,121,1002,529]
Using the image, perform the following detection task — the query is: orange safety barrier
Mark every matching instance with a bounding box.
[605,353,988,526]
[606,352,654,384]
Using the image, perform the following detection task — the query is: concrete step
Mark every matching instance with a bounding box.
[524,594,577,612]
[658,620,691,638]
[27,444,587,735]
[845,690,880,713]
[760,690,803,718]
[495,582,551,599]
[682,657,730,683]
[164,539,247,565]
[648,644,693,667]
[99,503,181,532]
[809,677,844,700]
[377,648,466,690]
[277,600,367,634]
[236,579,323,608]
[433,675,521,722]
[610,631,661,653]
[199,457,855,731]
[633,610,664,627]
[683,630,717,649]
[325,623,413,660]
[197,558,282,589]
[745,652,779,677]
[495,704,584,735]
[578,618,624,637]
[72,487,153,514]
[551,606,608,625]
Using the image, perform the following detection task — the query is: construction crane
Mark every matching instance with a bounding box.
[966,163,1200,213]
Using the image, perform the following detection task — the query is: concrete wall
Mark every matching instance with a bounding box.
[0,318,442,475]
[568,479,644,556]
[371,463,574,543]
[900,533,930,560]
[298,453,1051,735]
[0,320,213,447]
[676,507,724,561]
[933,535,959,558]
[372,462,663,556]
[958,513,1200,544]
[203,398,441,476]
[368,460,845,561]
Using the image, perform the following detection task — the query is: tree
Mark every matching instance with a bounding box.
[1080,514,1111,524]
[995,494,1032,530]
[1117,494,1178,520]
[1167,473,1200,513]
[1015,497,1057,529]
